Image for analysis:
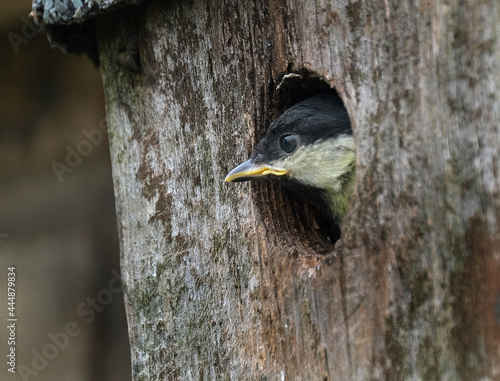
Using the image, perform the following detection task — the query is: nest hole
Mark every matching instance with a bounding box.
[252,69,350,257]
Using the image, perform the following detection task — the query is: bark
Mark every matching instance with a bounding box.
[91,0,500,379]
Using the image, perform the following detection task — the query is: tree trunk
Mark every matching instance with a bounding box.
[92,0,500,379]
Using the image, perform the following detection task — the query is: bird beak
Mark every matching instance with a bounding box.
[225,159,288,182]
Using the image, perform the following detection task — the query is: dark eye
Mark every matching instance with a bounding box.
[279,134,298,154]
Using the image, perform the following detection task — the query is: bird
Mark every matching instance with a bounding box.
[225,92,355,232]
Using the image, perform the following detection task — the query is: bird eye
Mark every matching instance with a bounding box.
[279,134,298,154]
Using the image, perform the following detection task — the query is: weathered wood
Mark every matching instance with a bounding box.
[31,0,139,24]
[92,0,500,379]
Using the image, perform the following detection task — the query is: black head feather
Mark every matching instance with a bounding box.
[253,92,351,164]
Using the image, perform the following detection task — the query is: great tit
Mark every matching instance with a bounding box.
[225,92,355,229]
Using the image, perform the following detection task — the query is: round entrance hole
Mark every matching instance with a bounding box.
[251,69,354,256]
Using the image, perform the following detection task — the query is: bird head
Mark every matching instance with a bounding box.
[225,92,356,225]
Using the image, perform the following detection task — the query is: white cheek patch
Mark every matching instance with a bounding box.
[276,135,356,192]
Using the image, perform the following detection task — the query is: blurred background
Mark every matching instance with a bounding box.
[0,1,132,380]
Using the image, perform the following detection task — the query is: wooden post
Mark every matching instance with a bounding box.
[37,0,500,378]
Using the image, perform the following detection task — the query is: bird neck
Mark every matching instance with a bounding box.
[324,165,356,225]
